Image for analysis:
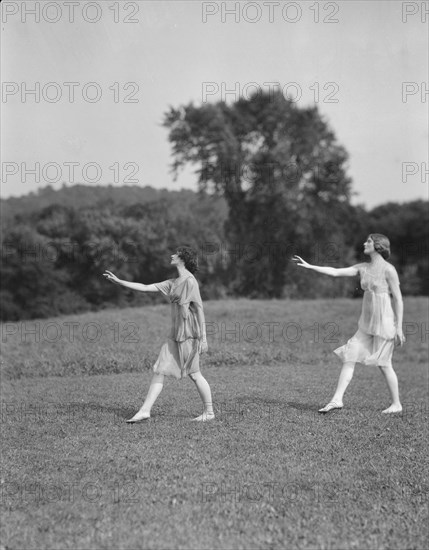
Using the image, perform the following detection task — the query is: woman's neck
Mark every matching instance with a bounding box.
[176,265,189,278]
[369,252,384,265]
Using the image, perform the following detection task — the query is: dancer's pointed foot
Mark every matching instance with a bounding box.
[318,401,343,413]
[191,412,215,422]
[382,404,402,414]
[126,410,151,423]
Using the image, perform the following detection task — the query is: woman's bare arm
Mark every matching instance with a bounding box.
[196,307,207,340]
[195,305,208,353]
[292,256,361,277]
[103,270,159,292]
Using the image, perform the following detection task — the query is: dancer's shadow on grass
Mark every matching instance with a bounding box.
[233,396,320,413]
[239,398,320,413]
[286,401,320,413]
[69,402,137,421]
[80,402,320,422]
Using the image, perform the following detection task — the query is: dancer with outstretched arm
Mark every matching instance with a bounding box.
[293,234,405,414]
[104,246,214,422]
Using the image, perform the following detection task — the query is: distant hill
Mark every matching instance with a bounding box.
[1,184,228,226]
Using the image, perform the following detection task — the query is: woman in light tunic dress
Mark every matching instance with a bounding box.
[293,234,405,414]
[104,246,214,422]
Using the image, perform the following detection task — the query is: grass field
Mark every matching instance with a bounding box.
[1,298,428,550]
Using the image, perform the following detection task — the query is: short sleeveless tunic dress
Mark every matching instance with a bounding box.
[334,262,397,368]
[153,274,203,379]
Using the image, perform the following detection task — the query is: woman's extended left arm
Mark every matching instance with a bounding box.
[386,265,405,346]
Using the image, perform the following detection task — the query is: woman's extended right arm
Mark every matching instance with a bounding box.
[103,270,159,292]
[292,256,360,277]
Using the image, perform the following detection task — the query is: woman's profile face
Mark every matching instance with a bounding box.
[363,236,375,255]
[170,252,183,266]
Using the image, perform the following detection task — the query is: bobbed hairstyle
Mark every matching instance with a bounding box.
[369,233,390,260]
[177,246,199,274]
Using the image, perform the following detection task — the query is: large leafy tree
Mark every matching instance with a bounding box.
[164,91,354,296]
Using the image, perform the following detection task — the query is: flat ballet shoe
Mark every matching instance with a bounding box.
[126,411,151,423]
[318,402,343,414]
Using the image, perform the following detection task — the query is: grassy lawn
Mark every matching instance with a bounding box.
[1,298,428,549]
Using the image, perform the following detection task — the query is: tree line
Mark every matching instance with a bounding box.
[1,184,427,322]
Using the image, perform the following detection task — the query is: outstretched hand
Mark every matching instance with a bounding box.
[292,255,311,268]
[103,270,121,285]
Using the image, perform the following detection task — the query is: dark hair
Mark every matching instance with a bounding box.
[177,246,199,274]
[369,233,391,260]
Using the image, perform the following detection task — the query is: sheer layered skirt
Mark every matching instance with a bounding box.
[334,290,396,368]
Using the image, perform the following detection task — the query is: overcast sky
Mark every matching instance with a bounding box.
[1,0,428,208]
